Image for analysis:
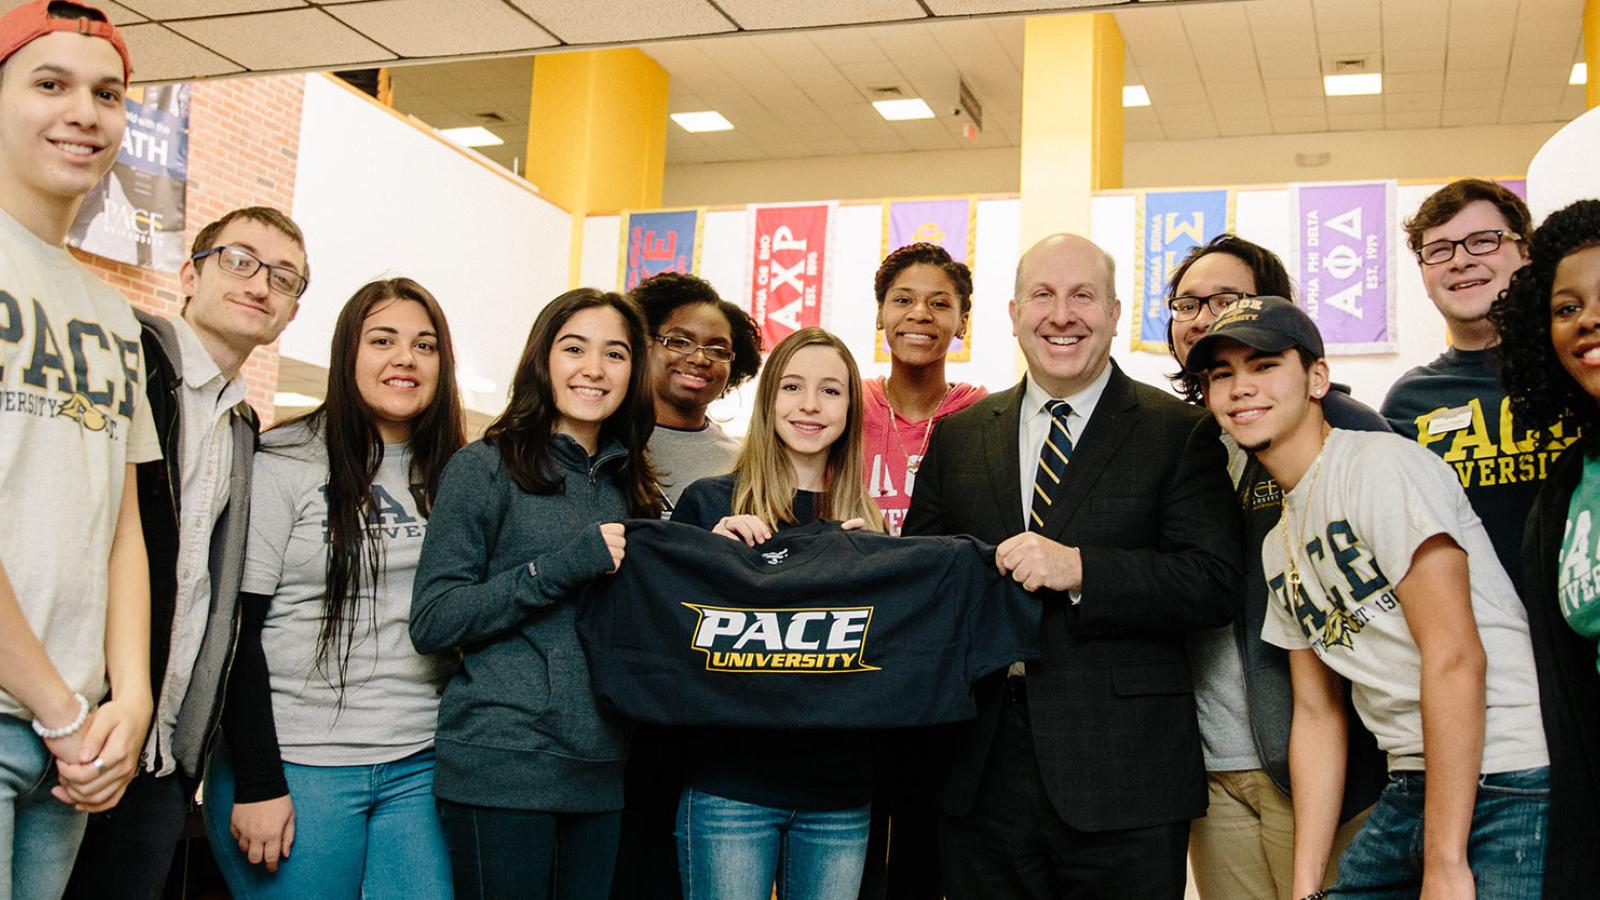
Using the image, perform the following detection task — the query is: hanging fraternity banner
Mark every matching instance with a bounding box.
[1130,188,1233,353]
[617,208,703,292]
[1289,180,1397,354]
[876,197,975,363]
[66,84,191,272]
[746,202,835,351]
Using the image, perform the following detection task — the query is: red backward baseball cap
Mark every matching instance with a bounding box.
[0,1,132,83]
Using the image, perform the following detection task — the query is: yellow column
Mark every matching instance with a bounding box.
[527,49,670,287]
[1018,13,1124,245]
[1586,0,1598,109]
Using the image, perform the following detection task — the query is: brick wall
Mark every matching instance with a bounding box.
[71,73,306,425]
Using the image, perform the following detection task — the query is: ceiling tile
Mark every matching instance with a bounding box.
[1156,103,1216,124]
[1504,65,1570,90]
[1444,67,1505,91]
[1164,121,1220,139]
[1384,48,1447,72]
[117,0,303,16]
[1327,112,1384,131]
[169,8,395,70]
[1384,92,1442,112]
[1313,0,1380,30]
[1384,110,1441,129]
[1258,56,1322,79]
[1147,83,1209,105]
[716,0,924,31]
[331,0,556,58]
[1272,113,1329,134]
[1205,79,1267,101]
[1384,70,1443,93]
[509,0,733,44]
[119,22,245,81]
[1325,94,1383,115]
[1383,26,1446,51]
[1317,30,1382,57]
[1263,78,1325,100]
[96,2,147,24]
[1268,95,1325,116]
[1211,99,1270,119]
[1440,107,1498,126]
[1216,117,1273,137]
[1443,88,1503,110]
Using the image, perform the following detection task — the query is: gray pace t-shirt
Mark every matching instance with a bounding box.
[242,422,454,766]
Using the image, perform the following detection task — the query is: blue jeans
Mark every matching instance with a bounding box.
[676,788,869,900]
[203,745,452,900]
[0,715,87,900]
[1331,767,1548,899]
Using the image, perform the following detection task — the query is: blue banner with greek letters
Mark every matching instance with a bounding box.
[618,208,703,292]
[1131,189,1233,353]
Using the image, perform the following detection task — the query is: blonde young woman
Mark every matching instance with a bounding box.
[670,328,884,900]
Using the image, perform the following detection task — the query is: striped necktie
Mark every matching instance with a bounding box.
[1029,399,1074,531]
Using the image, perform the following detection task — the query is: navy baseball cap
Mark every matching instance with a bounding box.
[1184,296,1325,374]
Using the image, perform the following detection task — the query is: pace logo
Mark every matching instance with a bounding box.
[684,603,881,673]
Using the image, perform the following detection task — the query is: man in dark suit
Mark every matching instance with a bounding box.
[905,233,1243,898]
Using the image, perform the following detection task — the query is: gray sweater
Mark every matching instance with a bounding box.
[411,435,630,811]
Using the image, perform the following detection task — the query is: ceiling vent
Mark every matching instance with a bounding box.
[476,111,506,124]
[1330,57,1369,74]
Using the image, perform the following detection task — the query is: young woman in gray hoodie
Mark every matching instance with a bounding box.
[412,288,663,900]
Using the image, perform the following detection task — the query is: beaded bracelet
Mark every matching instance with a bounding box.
[31,692,89,740]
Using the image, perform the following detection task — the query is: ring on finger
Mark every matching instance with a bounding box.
[91,757,106,773]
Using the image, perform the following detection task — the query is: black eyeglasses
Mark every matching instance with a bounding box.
[655,334,735,363]
[1168,291,1250,322]
[1416,230,1521,266]
[192,245,309,298]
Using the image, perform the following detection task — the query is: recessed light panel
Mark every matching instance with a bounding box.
[439,126,504,147]
[1572,63,1589,86]
[671,111,735,132]
[873,98,936,121]
[1123,85,1151,107]
[1323,73,1383,96]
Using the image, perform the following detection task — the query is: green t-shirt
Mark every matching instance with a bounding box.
[1559,453,1600,673]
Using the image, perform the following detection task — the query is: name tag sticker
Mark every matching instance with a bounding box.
[1426,406,1473,435]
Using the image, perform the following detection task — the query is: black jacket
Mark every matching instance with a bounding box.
[906,365,1243,830]
[1521,445,1599,898]
[134,310,257,779]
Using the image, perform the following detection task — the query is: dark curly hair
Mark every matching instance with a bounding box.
[874,242,973,315]
[1164,234,1297,403]
[629,271,762,389]
[1490,198,1600,450]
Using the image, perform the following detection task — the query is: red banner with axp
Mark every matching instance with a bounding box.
[747,203,832,350]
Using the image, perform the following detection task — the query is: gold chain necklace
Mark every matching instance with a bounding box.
[883,379,954,476]
[1280,450,1327,597]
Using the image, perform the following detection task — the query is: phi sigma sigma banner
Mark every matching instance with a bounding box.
[1289,181,1397,354]
[67,84,191,272]
[1130,189,1233,353]
[876,197,975,363]
[617,208,703,292]
[746,202,835,351]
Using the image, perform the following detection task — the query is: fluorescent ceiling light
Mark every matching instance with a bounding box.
[1323,73,1382,96]
[440,126,503,148]
[273,391,321,407]
[873,98,936,121]
[1573,63,1589,86]
[1123,85,1151,107]
[671,111,734,132]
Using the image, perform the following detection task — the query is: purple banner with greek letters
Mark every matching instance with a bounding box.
[1290,181,1396,354]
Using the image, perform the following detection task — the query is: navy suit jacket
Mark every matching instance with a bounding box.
[905,363,1243,830]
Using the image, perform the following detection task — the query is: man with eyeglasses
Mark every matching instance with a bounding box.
[66,206,310,900]
[1381,179,1572,593]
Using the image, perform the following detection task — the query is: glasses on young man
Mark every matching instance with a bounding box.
[1168,291,1251,322]
[1415,230,1522,266]
[655,334,735,364]
[192,245,309,298]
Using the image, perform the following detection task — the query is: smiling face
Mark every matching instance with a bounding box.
[879,263,967,369]
[354,298,439,444]
[649,302,733,427]
[773,344,851,469]
[181,217,306,364]
[0,32,127,233]
[1418,200,1529,335]
[1550,244,1600,405]
[1171,252,1257,367]
[549,305,633,451]
[1203,342,1329,455]
[1010,236,1121,398]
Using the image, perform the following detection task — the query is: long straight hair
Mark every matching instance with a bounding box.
[274,278,466,696]
[483,288,663,518]
[732,328,884,531]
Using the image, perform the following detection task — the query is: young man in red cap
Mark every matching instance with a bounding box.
[0,2,156,897]
[1190,297,1549,899]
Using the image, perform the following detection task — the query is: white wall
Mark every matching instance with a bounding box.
[291,74,573,414]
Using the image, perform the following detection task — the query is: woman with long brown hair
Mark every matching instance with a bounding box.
[670,327,883,900]
[203,278,467,898]
[411,288,662,900]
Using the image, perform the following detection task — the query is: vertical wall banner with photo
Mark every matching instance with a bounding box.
[1290,180,1397,354]
[617,208,703,292]
[875,197,976,362]
[745,202,835,352]
[1130,188,1233,353]
[67,84,191,272]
